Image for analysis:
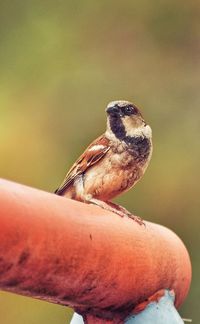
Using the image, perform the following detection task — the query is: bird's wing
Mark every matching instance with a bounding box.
[55,135,110,195]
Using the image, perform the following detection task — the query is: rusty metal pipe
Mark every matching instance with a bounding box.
[0,179,191,322]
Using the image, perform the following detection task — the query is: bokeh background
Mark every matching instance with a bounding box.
[0,0,199,323]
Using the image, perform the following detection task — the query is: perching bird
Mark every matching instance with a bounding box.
[55,100,152,224]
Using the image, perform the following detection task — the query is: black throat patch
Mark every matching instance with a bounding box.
[109,115,126,140]
[109,115,151,161]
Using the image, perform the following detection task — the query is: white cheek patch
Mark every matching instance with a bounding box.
[143,125,152,138]
[88,145,106,152]
[125,124,152,138]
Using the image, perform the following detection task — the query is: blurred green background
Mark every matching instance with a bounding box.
[0,0,199,322]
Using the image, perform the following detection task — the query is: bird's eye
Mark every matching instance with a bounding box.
[125,106,134,114]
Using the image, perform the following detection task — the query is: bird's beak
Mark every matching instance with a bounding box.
[107,106,122,117]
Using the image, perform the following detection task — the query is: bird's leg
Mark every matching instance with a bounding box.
[87,198,125,217]
[86,197,144,226]
[106,201,145,226]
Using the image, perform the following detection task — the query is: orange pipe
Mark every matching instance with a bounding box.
[0,179,191,321]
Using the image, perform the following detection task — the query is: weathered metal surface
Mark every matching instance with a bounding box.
[0,179,191,322]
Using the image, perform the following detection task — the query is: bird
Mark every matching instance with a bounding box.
[55,100,152,224]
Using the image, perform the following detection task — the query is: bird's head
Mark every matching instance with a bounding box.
[106,100,151,140]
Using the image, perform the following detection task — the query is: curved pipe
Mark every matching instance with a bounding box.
[0,179,191,322]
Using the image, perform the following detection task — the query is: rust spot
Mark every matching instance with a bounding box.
[62,293,76,301]
[83,285,97,294]
[103,300,134,314]
[4,278,21,287]
[18,249,30,265]
[30,286,58,297]
[133,289,166,314]
[0,261,13,274]
[54,257,60,264]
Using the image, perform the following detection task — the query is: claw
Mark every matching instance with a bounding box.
[87,198,145,226]
[127,214,146,227]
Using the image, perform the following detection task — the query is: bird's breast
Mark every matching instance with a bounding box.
[83,140,152,201]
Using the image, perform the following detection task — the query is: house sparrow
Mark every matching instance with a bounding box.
[55,100,152,224]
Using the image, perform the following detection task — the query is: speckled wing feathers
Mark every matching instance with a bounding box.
[55,135,110,195]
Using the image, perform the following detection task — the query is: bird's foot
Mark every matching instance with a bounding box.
[125,213,145,226]
[106,201,145,226]
[87,198,145,226]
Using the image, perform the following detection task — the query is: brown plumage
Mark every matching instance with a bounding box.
[55,100,153,224]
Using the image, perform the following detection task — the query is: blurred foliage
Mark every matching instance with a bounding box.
[0,0,199,323]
